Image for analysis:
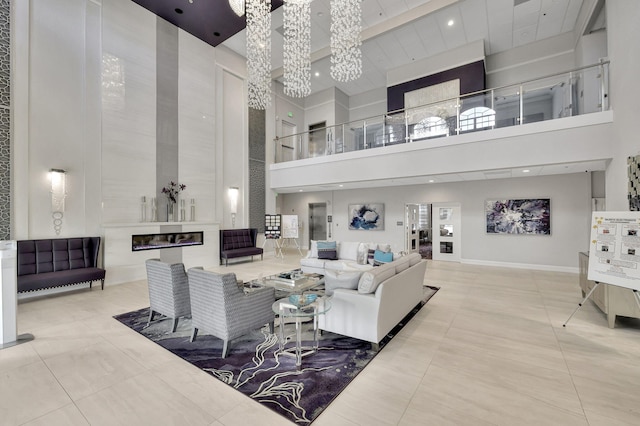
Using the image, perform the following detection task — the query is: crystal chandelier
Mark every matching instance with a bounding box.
[229,0,245,17]
[330,0,362,82]
[246,0,272,109]
[283,0,312,98]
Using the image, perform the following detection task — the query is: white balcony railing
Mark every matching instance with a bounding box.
[274,61,610,164]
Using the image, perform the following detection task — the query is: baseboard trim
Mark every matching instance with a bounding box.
[461,258,578,274]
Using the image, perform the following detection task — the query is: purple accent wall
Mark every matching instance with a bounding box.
[387,60,486,112]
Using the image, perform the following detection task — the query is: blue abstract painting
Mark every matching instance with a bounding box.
[349,203,384,230]
[486,199,550,235]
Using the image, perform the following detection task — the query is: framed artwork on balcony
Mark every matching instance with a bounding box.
[348,203,385,231]
[485,199,550,235]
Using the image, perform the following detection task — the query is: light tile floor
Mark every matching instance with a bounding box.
[2,252,640,425]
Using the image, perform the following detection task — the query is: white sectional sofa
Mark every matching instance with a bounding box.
[300,240,390,275]
[318,253,427,348]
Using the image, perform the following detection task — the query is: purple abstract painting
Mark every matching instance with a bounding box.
[485,199,550,235]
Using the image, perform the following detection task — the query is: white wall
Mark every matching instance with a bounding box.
[15,0,103,239]
[282,173,591,271]
[101,0,156,224]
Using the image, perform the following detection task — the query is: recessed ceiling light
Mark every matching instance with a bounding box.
[522,169,530,173]
[299,189,303,192]
[428,179,435,183]
[339,184,344,187]
[213,31,221,37]
[314,71,320,77]
[447,19,454,26]
[175,8,183,14]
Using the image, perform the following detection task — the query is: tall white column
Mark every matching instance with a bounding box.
[0,241,17,345]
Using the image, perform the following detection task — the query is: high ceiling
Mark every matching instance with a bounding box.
[131,0,585,97]
[223,0,585,97]
[130,0,284,47]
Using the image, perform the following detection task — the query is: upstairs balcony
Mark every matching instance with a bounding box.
[270,62,614,193]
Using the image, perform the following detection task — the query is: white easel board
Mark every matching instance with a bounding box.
[587,211,640,291]
[282,215,299,239]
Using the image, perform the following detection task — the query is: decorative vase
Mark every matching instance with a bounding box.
[167,202,175,222]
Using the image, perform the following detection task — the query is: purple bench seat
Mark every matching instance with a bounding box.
[220,228,263,266]
[17,237,106,293]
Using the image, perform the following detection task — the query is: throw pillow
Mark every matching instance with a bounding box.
[338,241,360,262]
[367,249,376,265]
[317,241,338,260]
[373,249,393,263]
[309,240,319,258]
[356,243,368,264]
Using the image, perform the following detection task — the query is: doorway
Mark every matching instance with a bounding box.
[406,203,432,259]
[308,203,327,247]
[281,120,297,161]
[432,202,461,262]
[308,121,326,158]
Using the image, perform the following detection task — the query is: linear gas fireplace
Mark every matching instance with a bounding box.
[132,231,204,251]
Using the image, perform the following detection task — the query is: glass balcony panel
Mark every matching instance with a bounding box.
[458,92,495,134]
[492,86,522,128]
[385,112,407,146]
[521,75,567,124]
[275,134,297,163]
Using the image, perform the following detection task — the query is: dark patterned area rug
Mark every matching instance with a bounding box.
[114,286,438,424]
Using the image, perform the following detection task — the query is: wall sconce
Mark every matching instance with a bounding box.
[50,169,66,235]
[228,187,239,227]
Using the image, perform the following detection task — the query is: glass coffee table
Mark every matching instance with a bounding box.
[245,269,324,296]
[272,297,331,367]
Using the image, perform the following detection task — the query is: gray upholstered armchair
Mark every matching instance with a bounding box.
[145,259,191,332]
[187,267,275,358]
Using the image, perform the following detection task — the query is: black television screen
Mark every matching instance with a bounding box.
[132,231,204,251]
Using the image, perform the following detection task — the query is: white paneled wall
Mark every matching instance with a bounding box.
[24,0,101,238]
[101,0,157,224]
[178,31,216,223]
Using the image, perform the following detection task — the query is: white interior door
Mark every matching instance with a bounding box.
[281,120,297,161]
[432,202,461,262]
[405,204,419,253]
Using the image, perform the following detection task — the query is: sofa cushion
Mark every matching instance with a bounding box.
[300,257,326,269]
[317,241,338,260]
[407,252,422,266]
[324,269,362,296]
[357,243,368,264]
[338,241,360,262]
[358,263,396,294]
[393,255,411,273]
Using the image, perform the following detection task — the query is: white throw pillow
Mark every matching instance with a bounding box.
[357,263,396,294]
[356,243,368,264]
[338,241,360,261]
[309,240,319,258]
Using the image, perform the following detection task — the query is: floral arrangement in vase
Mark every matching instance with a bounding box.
[161,181,186,221]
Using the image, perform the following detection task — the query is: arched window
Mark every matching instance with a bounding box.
[459,107,496,131]
[412,116,448,140]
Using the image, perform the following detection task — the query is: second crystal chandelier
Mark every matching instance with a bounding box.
[330,0,362,82]
[283,0,312,98]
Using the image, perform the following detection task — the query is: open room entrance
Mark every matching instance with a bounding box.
[405,203,432,259]
[308,202,327,248]
[308,121,326,158]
